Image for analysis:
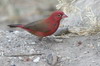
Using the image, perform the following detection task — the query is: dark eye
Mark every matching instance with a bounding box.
[57,14,62,17]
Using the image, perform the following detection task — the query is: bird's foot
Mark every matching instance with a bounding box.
[34,37,43,43]
[52,35,69,39]
[43,37,63,43]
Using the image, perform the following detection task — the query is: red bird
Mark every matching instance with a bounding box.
[8,11,68,40]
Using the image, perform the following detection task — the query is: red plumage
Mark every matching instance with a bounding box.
[8,11,68,38]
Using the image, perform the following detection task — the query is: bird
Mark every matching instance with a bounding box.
[8,11,68,41]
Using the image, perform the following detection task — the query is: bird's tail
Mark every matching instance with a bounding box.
[8,24,24,28]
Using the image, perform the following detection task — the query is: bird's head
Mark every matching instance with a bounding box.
[49,11,68,22]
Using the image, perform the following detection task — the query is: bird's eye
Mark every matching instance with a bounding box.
[57,14,62,17]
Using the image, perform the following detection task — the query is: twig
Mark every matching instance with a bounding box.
[4,53,43,57]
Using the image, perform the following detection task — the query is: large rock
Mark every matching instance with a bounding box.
[56,0,100,35]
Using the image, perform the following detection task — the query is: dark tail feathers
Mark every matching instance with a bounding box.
[8,24,22,28]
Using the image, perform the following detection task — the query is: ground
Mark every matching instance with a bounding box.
[0,0,100,66]
[0,30,100,66]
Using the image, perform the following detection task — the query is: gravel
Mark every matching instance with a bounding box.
[0,30,100,66]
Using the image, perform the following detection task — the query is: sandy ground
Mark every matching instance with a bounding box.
[0,30,100,66]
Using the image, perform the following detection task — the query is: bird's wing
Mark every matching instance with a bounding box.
[24,19,51,32]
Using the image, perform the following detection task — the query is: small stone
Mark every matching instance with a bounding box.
[33,57,40,62]
[77,41,82,46]
[10,61,16,66]
[29,56,34,59]
[25,58,31,61]
[11,64,16,66]
[29,49,35,54]
[6,36,10,38]
[61,57,67,61]
[31,42,36,44]
[8,57,13,59]
[8,40,11,42]
[13,31,20,34]
[0,52,4,56]
[23,57,31,62]
[54,39,63,42]
[66,57,71,61]
[88,44,94,48]
[79,56,83,58]
[83,51,89,54]
[92,61,95,63]
[9,30,14,33]
[18,57,23,60]
[97,43,100,46]
[46,53,58,66]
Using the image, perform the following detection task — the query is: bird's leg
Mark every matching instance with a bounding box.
[46,36,64,43]
[38,37,43,41]
[45,37,51,41]
[52,35,69,39]
[35,37,43,43]
[44,37,57,43]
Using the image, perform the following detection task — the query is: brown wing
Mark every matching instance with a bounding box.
[24,19,50,32]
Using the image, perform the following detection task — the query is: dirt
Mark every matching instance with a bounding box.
[0,30,100,66]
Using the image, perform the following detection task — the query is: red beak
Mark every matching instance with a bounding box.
[62,14,68,18]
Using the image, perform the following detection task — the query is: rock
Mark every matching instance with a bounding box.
[11,64,16,66]
[46,53,58,66]
[13,31,20,34]
[54,39,63,43]
[57,0,100,35]
[54,27,70,36]
[33,57,40,63]
[29,49,35,54]
[31,42,36,45]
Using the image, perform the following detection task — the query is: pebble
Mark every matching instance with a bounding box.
[97,42,100,46]
[24,58,31,62]
[54,39,63,42]
[83,51,89,54]
[13,31,20,34]
[92,61,95,63]
[8,39,11,42]
[46,53,58,66]
[11,64,16,66]
[0,52,4,56]
[10,61,16,66]
[29,49,35,54]
[18,57,23,60]
[29,56,34,60]
[88,44,95,49]
[0,29,100,66]
[8,30,14,33]
[33,57,40,63]
[31,42,36,44]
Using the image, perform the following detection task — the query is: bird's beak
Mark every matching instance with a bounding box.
[62,14,68,18]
